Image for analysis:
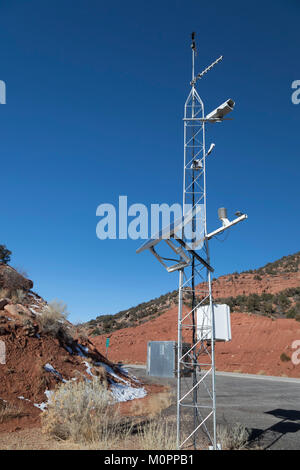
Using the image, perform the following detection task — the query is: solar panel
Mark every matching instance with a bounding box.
[136,205,202,254]
[136,206,213,273]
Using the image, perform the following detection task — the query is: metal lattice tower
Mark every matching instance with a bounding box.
[176,35,219,450]
[137,31,247,452]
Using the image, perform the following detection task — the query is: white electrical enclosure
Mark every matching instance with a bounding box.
[197,304,231,342]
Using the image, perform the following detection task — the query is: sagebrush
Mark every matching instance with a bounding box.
[42,377,130,447]
[137,418,177,450]
[217,423,249,450]
[38,300,70,338]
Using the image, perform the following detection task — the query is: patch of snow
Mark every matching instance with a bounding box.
[83,361,95,377]
[44,363,66,382]
[110,384,147,402]
[44,363,56,373]
[76,345,88,357]
[95,362,128,384]
[130,375,140,383]
[30,293,41,301]
[34,390,54,412]
[18,396,31,402]
[118,366,129,375]
[83,361,93,376]
[34,402,47,411]
[18,389,54,413]
[24,390,54,412]
[44,390,53,401]
[29,307,41,316]
[117,366,140,383]
[65,345,73,354]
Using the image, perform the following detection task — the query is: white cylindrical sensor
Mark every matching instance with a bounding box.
[218,207,227,220]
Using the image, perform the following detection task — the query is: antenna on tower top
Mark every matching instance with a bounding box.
[190,29,223,87]
[191,32,197,83]
[197,55,223,80]
[191,32,196,52]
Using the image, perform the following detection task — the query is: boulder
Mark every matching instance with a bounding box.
[0,298,10,310]
[4,304,33,319]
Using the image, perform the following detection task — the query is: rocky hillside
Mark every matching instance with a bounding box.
[0,264,147,432]
[87,290,179,336]
[85,251,300,335]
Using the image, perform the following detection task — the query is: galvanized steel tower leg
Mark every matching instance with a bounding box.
[177,268,183,449]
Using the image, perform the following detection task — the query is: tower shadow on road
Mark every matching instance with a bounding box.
[248,409,300,450]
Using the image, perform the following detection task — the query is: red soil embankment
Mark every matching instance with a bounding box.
[92,308,300,378]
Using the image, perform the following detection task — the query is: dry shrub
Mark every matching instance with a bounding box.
[0,287,26,304]
[42,377,129,447]
[137,418,177,450]
[0,401,24,423]
[43,300,68,320]
[10,289,27,304]
[135,391,176,450]
[0,288,9,299]
[13,267,29,278]
[38,300,69,338]
[280,352,291,362]
[217,423,249,450]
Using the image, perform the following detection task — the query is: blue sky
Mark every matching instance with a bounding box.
[0,0,299,322]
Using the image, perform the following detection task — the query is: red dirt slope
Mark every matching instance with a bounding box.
[92,305,189,364]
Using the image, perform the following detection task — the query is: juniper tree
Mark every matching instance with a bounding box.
[0,245,11,264]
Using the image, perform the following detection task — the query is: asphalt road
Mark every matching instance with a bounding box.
[125,366,300,450]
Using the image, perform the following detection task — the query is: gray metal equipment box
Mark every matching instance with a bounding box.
[147,341,192,378]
